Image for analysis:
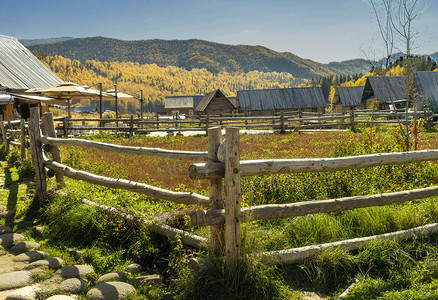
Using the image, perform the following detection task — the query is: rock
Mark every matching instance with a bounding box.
[59,278,87,294]
[86,281,136,300]
[55,264,94,278]
[162,292,176,300]
[0,271,33,291]
[9,241,40,254]
[0,225,12,234]
[5,286,40,300]
[128,274,163,286]
[97,272,127,284]
[25,257,63,270]
[126,263,142,274]
[0,210,14,219]
[13,251,48,262]
[0,233,25,246]
[46,296,76,300]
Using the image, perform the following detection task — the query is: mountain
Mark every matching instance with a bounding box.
[20,37,74,47]
[28,37,370,79]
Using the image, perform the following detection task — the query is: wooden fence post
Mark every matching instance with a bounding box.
[280,111,285,134]
[350,107,355,130]
[130,115,134,137]
[0,121,8,152]
[20,119,26,161]
[205,113,210,135]
[41,112,64,187]
[208,127,224,256]
[63,117,68,137]
[224,127,241,267]
[28,107,47,207]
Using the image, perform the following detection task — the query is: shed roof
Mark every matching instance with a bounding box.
[334,86,365,106]
[195,89,234,112]
[0,35,62,90]
[164,95,204,109]
[237,87,326,111]
[414,71,438,109]
[362,76,407,103]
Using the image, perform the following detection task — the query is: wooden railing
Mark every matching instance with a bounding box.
[17,106,438,268]
[54,108,435,136]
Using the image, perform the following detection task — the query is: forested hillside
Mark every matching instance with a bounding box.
[29,37,371,79]
[40,55,306,113]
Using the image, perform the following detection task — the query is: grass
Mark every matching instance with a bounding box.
[7,123,438,298]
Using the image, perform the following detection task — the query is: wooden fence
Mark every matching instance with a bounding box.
[9,106,438,268]
[54,108,435,136]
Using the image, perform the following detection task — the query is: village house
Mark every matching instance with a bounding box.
[164,95,204,116]
[194,89,235,115]
[236,87,327,115]
[332,86,365,113]
[361,76,407,109]
[0,34,62,120]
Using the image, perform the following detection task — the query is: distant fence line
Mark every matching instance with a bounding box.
[54,108,435,136]
[4,107,438,270]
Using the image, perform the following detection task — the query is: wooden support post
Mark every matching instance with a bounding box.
[208,127,224,256]
[0,121,8,152]
[130,115,134,137]
[63,117,68,137]
[280,111,285,134]
[20,119,26,161]
[299,109,303,126]
[28,107,47,207]
[41,112,64,187]
[156,113,159,129]
[224,127,241,267]
[350,107,355,129]
[205,113,209,135]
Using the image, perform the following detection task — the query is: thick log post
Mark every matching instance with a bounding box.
[350,107,355,129]
[63,117,68,137]
[20,119,26,161]
[28,107,47,207]
[130,115,134,137]
[208,127,224,256]
[280,111,285,134]
[0,121,8,151]
[41,112,64,187]
[224,127,241,267]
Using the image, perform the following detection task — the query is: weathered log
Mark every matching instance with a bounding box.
[82,199,208,250]
[44,159,209,206]
[189,150,438,180]
[208,127,225,256]
[224,127,241,267]
[41,113,64,186]
[28,107,47,207]
[0,122,8,151]
[258,223,438,264]
[40,136,208,161]
[190,185,438,226]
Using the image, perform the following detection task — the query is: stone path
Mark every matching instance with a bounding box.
[0,209,165,300]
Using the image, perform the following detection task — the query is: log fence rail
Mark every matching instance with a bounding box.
[3,106,438,269]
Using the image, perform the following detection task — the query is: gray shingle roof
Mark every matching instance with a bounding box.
[335,86,364,106]
[237,87,326,111]
[362,76,407,103]
[0,35,62,90]
[414,71,438,109]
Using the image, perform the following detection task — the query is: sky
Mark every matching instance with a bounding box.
[2,0,438,63]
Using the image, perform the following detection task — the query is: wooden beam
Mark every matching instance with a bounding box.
[83,199,208,250]
[44,159,210,206]
[224,127,241,267]
[189,150,438,180]
[190,185,438,226]
[40,136,208,161]
[41,113,64,187]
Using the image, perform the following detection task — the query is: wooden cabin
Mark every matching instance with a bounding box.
[362,76,407,109]
[332,86,365,113]
[0,34,62,120]
[194,89,235,115]
[164,95,204,116]
[236,87,327,115]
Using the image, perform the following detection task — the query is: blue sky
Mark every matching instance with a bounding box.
[2,0,437,63]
